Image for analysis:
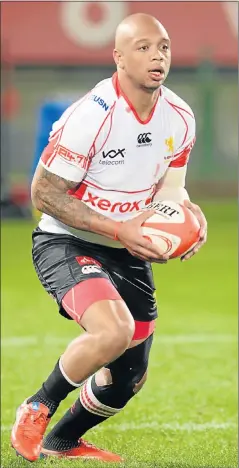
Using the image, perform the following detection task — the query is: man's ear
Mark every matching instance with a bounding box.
[113,49,124,69]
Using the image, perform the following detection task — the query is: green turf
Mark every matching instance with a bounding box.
[1,201,238,468]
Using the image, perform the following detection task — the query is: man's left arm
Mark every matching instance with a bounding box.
[153,166,207,261]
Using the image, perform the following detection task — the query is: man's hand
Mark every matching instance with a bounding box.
[181,200,207,261]
[116,210,168,263]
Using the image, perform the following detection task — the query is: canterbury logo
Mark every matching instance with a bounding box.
[82,265,101,274]
[137,133,152,145]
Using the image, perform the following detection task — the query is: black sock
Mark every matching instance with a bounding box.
[43,398,105,450]
[27,359,80,417]
[43,375,123,451]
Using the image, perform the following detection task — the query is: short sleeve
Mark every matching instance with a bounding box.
[39,97,108,182]
[169,107,196,168]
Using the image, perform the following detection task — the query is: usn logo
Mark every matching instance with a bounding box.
[91,95,109,111]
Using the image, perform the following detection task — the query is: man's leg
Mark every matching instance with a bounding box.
[41,332,154,460]
[28,297,135,408]
[11,286,135,462]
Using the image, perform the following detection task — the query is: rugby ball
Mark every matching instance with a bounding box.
[141,200,200,259]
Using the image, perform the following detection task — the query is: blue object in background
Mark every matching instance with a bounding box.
[31,98,75,219]
[31,99,73,180]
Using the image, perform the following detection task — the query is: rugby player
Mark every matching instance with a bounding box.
[11,13,207,462]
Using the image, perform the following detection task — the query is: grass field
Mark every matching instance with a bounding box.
[1,201,238,468]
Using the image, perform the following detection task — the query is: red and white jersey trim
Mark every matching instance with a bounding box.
[38,74,196,247]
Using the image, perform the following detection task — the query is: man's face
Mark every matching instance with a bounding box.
[115,23,171,91]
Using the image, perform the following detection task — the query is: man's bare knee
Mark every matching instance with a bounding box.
[99,327,132,362]
[81,299,135,365]
[96,319,135,365]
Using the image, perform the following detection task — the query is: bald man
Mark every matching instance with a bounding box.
[11,13,207,462]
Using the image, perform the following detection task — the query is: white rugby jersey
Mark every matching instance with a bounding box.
[39,73,196,247]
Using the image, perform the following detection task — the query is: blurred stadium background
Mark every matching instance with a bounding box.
[1,2,238,467]
[1,1,238,211]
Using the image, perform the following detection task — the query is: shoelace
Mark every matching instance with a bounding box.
[80,439,104,451]
[19,412,48,440]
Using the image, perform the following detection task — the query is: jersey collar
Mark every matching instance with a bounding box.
[112,72,161,125]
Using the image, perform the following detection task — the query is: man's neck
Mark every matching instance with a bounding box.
[117,70,160,121]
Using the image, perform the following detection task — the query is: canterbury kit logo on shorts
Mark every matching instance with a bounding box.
[76,256,102,275]
[82,265,101,274]
[75,257,102,275]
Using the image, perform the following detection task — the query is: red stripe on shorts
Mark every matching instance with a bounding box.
[62,278,156,341]
[62,278,122,323]
[132,320,156,340]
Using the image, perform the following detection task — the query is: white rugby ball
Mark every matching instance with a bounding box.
[141,200,200,259]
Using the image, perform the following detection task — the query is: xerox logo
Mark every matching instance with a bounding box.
[82,190,153,213]
[100,148,125,165]
[137,133,152,147]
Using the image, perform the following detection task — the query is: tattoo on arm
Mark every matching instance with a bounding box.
[32,168,111,234]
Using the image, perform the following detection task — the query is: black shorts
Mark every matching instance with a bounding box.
[32,228,158,337]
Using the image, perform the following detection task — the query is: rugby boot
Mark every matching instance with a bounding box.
[11,401,50,462]
[41,438,123,462]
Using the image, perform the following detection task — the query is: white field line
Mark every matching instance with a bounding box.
[1,334,237,348]
[1,421,236,433]
[154,334,238,344]
[104,421,237,432]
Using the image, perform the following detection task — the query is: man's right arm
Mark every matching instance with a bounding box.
[31,164,166,262]
[31,164,117,240]
[31,164,166,261]
[32,97,167,261]
[31,95,119,239]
